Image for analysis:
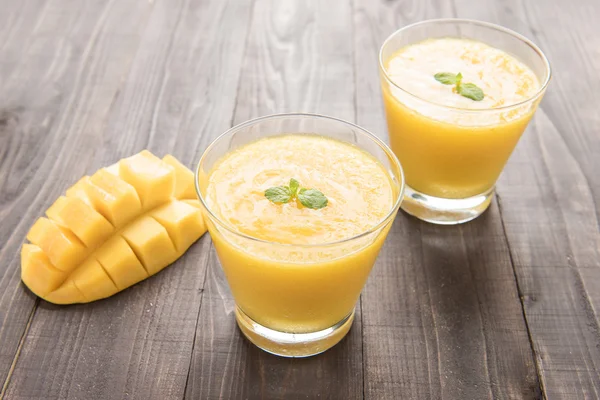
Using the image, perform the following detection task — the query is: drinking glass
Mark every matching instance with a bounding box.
[195,114,404,357]
[379,19,551,224]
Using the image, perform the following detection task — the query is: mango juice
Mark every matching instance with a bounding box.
[381,38,541,198]
[200,135,397,333]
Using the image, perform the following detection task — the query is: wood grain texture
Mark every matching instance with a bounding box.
[361,208,541,399]
[0,0,598,398]
[353,1,541,398]
[232,0,355,125]
[1,0,251,398]
[451,1,600,398]
[4,238,210,400]
[184,0,364,398]
[0,0,132,390]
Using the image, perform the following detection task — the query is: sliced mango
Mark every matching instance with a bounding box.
[69,259,118,302]
[65,176,92,206]
[45,280,85,305]
[95,236,148,290]
[182,199,202,209]
[163,155,197,199]
[21,244,68,297]
[105,162,120,175]
[84,169,142,228]
[26,217,87,272]
[21,151,207,304]
[46,196,114,248]
[121,216,178,276]
[119,151,175,211]
[151,200,206,252]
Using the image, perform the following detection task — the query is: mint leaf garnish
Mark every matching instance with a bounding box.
[434,72,459,85]
[264,186,291,204]
[289,178,299,197]
[264,179,328,209]
[434,71,484,101]
[457,82,484,101]
[297,188,328,210]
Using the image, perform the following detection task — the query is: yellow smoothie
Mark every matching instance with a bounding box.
[381,38,541,198]
[201,135,396,333]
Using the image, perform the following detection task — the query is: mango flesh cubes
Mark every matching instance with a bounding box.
[21,151,207,304]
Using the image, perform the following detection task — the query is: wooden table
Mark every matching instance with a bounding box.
[1,0,598,399]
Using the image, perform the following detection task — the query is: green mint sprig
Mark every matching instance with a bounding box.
[265,178,328,209]
[434,72,484,101]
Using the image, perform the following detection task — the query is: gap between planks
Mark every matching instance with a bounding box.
[228,0,257,129]
[182,241,212,399]
[0,298,40,399]
[182,0,256,395]
[348,0,366,397]
[496,192,546,400]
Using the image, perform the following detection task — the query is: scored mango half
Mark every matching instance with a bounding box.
[21,150,207,304]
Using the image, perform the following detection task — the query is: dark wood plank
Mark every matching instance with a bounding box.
[185,0,364,398]
[0,0,128,391]
[353,1,540,398]
[360,208,541,399]
[453,1,600,398]
[0,0,156,395]
[98,0,253,166]
[2,0,251,398]
[4,239,210,400]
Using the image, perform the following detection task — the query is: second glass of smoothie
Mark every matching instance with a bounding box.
[379,19,551,224]
[195,114,404,357]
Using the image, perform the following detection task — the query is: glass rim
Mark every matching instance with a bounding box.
[378,18,552,112]
[194,112,405,248]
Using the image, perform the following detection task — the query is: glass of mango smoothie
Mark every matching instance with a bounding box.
[195,114,403,357]
[380,19,551,224]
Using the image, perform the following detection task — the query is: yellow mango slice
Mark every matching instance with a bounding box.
[119,151,175,211]
[182,199,202,209]
[21,244,68,297]
[105,162,120,175]
[69,259,118,302]
[121,216,178,275]
[46,196,114,248]
[45,280,85,305]
[20,151,207,304]
[26,217,87,272]
[65,176,92,206]
[95,236,148,290]
[84,168,142,228]
[151,200,205,252]
[163,155,197,199]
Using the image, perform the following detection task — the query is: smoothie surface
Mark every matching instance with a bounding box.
[205,135,395,245]
[385,38,540,112]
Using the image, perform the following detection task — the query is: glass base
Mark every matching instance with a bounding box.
[401,185,494,225]
[235,306,355,358]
